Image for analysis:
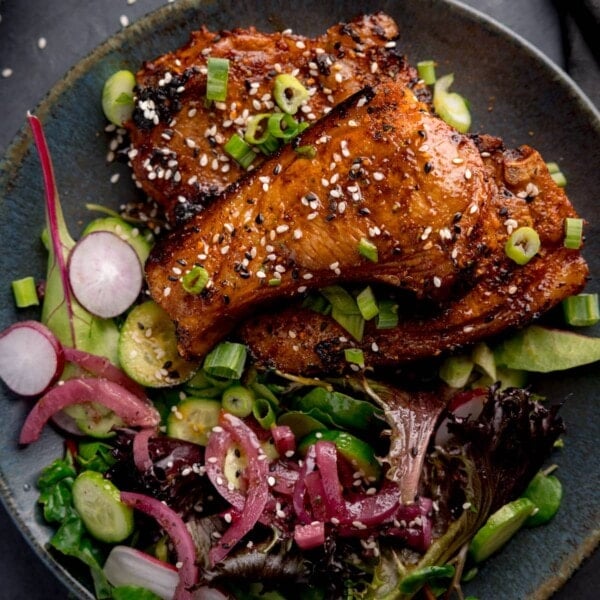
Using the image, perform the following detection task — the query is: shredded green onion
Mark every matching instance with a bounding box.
[273,74,309,114]
[258,134,281,156]
[356,286,379,321]
[563,217,583,249]
[358,237,378,262]
[376,299,399,329]
[224,134,257,169]
[206,57,230,102]
[563,293,600,327]
[181,266,209,295]
[332,312,365,342]
[417,60,437,85]
[203,342,247,380]
[344,348,365,368]
[11,276,39,308]
[504,226,541,265]
[433,73,471,133]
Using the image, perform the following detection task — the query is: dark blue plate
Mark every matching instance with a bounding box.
[1,0,598,597]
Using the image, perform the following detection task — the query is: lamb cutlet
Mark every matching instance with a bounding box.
[126,13,422,223]
[239,135,589,374]
[145,79,497,362]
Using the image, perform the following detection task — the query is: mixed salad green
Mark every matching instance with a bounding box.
[0,58,599,600]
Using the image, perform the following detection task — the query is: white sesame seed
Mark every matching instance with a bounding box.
[37,37,47,50]
[119,15,129,27]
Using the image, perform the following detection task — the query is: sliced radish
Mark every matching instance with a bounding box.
[19,377,160,444]
[434,389,487,447]
[103,545,179,600]
[68,230,143,319]
[0,321,64,396]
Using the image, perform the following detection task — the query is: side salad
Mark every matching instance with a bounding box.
[1,59,599,600]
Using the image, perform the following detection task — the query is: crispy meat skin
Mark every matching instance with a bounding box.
[240,135,589,374]
[126,13,422,223]
[146,80,494,361]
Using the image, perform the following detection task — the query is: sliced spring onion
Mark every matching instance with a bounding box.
[11,276,39,308]
[258,134,281,155]
[268,278,282,287]
[181,266,209,295]
[203,342,247,380]
[563,217,583,249]
[356,286,379,320]
[332,311,365,342]
[302,293,332,315]
[376,299,399,329]
[358,237,379,262]
[344,348,365,368]
[504,226,541,265]
[268,113,303,140]
[551,171,567,187]
[546,162,567,187]
[224,134,256,169]
[433,73,471,133]
[439,354,474,388]
[562,293,600,327]
[417,60,437,85]
[294,144,317,158]
[222,385,254,418]
[273,74,309,114]
[252,397,276,429]
[206,57,230,102]
[244,113,272,145]
[320,286,359,315]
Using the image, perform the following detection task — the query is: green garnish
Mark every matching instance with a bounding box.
[203,341,248,380]
[563,217,583,249]
[504,226,541,265]
[273,73,309,114]
[417,60,437,85]
[562,293,600,326]
[224,133,257,169]
[358,237,378,262]
[356,286,379,320]
[206,57,230,102]
[433,73,471,133]
[344,347,365,367]
[11,276,39,308]
[181,265,209,295]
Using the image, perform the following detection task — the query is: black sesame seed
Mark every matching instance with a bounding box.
[424,161,433,174]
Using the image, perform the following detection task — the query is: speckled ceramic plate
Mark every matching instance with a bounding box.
[1,0,599,598]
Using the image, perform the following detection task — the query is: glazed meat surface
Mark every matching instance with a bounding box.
[145,79,495,361]
[126,13,422,223]
[240,135,589,374]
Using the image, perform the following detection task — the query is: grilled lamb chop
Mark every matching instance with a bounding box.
[126,13,423,223]
[145,79,499,362]
[239,135,589,374]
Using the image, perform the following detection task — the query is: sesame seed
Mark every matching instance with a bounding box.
[373,171,385,181]
[433,276,442,288]
[119,15,129,27]
[276,224,289,234]
[464,168,472,180]
[37,37,47,50]
[452,157,464,164]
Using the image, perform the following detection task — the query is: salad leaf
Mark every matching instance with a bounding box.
[366,385,564,599]
[111,586,162,600]
[494,325,600,372]
[28,114,119,363]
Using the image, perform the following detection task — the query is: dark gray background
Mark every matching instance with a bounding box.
[0,0,598,598]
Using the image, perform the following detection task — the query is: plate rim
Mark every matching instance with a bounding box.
[0,0,598,598]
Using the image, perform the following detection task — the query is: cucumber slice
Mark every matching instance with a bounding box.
[118,301,198,387]
[102,70,136,126]
[72,470,134,543]
[469,497,536,563]
[167,397,221,445]
[82,217,153,265]
[63,402,123,438]
[298,430,381,482]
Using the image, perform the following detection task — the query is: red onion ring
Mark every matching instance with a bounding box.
[120,491,198,600]
[132,428,156,472]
